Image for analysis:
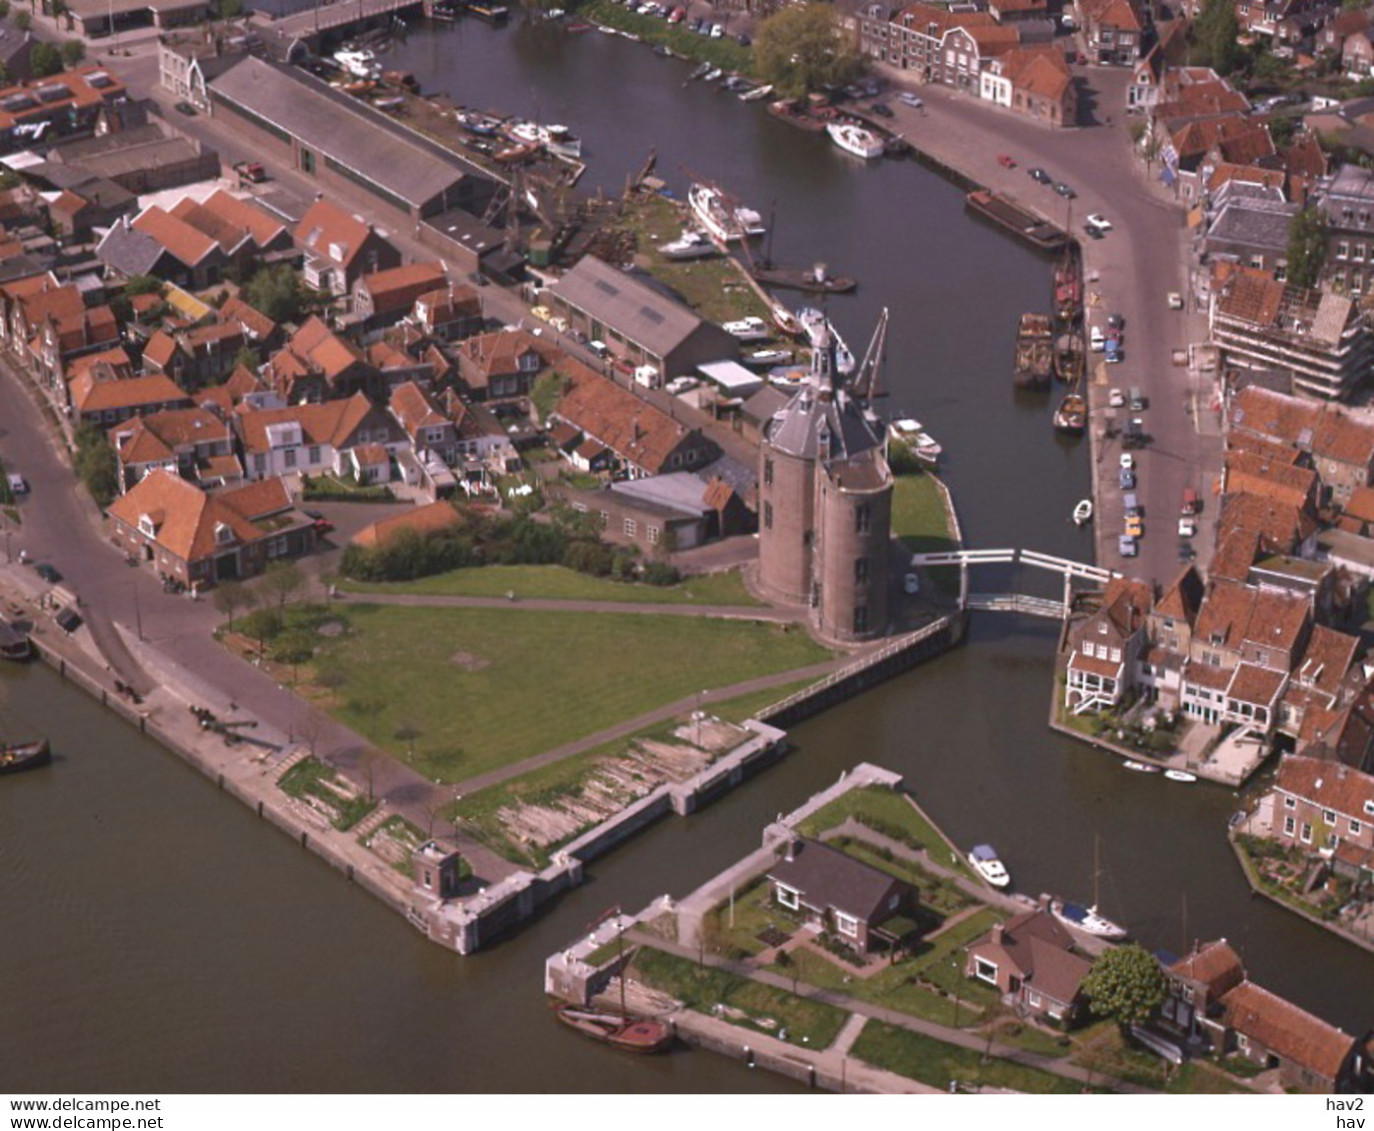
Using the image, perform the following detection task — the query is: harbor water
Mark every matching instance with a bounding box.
[4,18,1374,1092]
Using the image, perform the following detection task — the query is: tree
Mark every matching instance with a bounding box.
[261,560,307,614]
[1189,0,1240,75]
[73,424,118,508]
[754,3,860,98]
[0,2,11,17]
[14,10,29,31]
[29,41,61,78]
[1081,943,1166,1030]
[358,747,385,801]
[273,627,315,684]
[231,345,259,375]
[124,274,163,297]
[1287,205,1329,289]
[59,38,83,66]
[315,664,347,705]
[212,579,245,628]
[393,720,421,761]
[218,0,243,14]
[244,264,305,324]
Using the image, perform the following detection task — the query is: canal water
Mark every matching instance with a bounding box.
[4,18,1374,1092]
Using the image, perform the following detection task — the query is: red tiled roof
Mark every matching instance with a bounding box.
[389,380,448,437]
[236,392,376,453]
[1220,979,1355,1082]
[107,469,290,563]
[553,362,704,475]
[70,372,189,416]
[1226,662,1287,707]
[1276,753,1374,821]
[295,198,371,270]
[1225,450,1317,510]
[132,205,218,267]
[1168,939,1245,997]
[351,500,462,549]
[356,261,446,314]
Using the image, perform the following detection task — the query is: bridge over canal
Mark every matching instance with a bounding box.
[909,547,1117,620]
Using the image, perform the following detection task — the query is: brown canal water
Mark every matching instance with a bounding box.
[5,21,1374,1092]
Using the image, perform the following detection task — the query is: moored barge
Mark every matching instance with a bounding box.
[966,189,1068,253]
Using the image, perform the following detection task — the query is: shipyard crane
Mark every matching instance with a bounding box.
[850,306,889,404]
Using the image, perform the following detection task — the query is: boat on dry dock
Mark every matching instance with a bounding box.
[688,183,765,243]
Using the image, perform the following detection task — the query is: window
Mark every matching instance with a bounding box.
[1323,810,1336,825]
[835,912,859,939]
[974,958,998,984]
[855,505,871,534]
[854,557,869,584]
[1284,796,1296,809]
[1351,820,1362,835]
[764,502,773,529]
[1110,648,1121,663]
[853,606,868,634]
[1301,822,1313,844]
[776,884,799,910]
[1365,801,1374,817]
[308,445,321,464]
[623,518,637,538]
[763,457,773,486]
[647,525,660,545]
[1284,815,1296,835]
[1083,642,1095,659]
[284,448,297,468]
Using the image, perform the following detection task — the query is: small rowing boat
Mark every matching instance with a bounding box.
[1121,760,1160,774]
[1164,769,1197,783]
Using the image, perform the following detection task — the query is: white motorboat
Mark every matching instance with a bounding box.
[889,419,940,465]
[507,121,583,159]
[688,183,766,243]
[723,316,771,342]
[657,230,719,261]
[740,83,774,102]
[1164,769,1198,783]
[334,47,381,79]
[702,67,722,82]
[1073,499,1093,526]
[826,120,885,160]
[1051,899,1128,940]
[968,844,1011,888]
[1121,760,1160,774]
[743,348,791,367]
[797,307,856,377]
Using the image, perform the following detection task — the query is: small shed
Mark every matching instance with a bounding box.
[698,360,763,398]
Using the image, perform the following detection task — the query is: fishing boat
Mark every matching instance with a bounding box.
[1053,254,1081,324]
[687,183,766,243]
[1050,838,1127,940]
[688,62,711,80]
[1164,769,1198,784]
[1053,333,1083,383]
[656,230,719,261]
[889,419,941,467]
[722,316,771,342]
[333,47,381,79]
[1072,499,1093,526]
[743,347,791,368]
[740,83,773,102]
[1121,760,1160,774]
[767,97,830,132]
[1013,313,1054,389]
[968,844,1011,888]
[0,738,51,776]
[826,120,885,160]
[506,121,583,160]
[702,66,722,82]
[0,618,32,661]
[769,297,803,337]
[1053,393,1087,435]
[553,1004,673,1053]
[1051,899,1128,940]
[965,189,1068,253]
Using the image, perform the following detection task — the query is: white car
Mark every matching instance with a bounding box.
[1178,516,1197,538]
[1120,452,1135,470]
[710,22,724,36]
[1085,213,1112,233]
[665,376,699,395]
[1108,388,1125,408]
[1090,326,1105,352]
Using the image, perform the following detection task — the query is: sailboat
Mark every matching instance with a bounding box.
[1050,838,1127,940]
[553,910,673,1053]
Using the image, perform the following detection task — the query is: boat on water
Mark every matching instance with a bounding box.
[968,844,1011,888]
[1164,769,1198,783]
[723,316,771,342]
[687,183,766,243]
[965,189,1068,253]
[1121,760,1161,774]
[1053,393,1087,435]
[688,62,711,80]
[769,297,803,337]
[1013,313,1054,389]
[333,47,381,80]
[767,97,830,133]
[1053,254,1081,323]
[553,1004,673,1053]
[0,618,32,661]
[889,419,941,467]
[0,738,51,776]
[507,121,582,159]
[1053,333,1084,383]
[750,260,857,294]
[702,66,722,82]
[826,120,885,160]
[656,230,718,261]
[1072,498,1093,526]
[740,83,773,102]
[1051,899,1128,940]
[796,307,855,376]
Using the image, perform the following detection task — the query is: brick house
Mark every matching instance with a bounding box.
[1220,980,1367,1092]
[455,328,548,402]
[107,471,316,588]
[294,197,401,297]
[389,380,461,466]
[410,284,484,342]
[236,392,407,481]
[111,406,238,491]
[69,372,193,428]
[1063,577,1153,714]
[1228,385,1374,504]
[352,261,448,328]
[1160,939,1246,1045]
[1077,0,1143,64]
[964,909,1093,1025]
[767,838,916,955]
[1271,754,1374,858]
[264,317,380,403]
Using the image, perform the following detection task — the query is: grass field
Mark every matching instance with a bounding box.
[796,785,975,881]
[336,563,761,606]
[852,1022,1088,1094]
[314,604,829,783]
[891,471,960,595]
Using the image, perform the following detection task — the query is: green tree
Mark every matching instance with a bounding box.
[29,41,60,77]
[73,424,118,508]
[1190,0,1240,74]
[59,39,84,67]
[753,3,860,98]
[1287,205,1329,289]
[244,264,304,324]
[0,1,11,18]
[231,345,259,375]
[218,0,243,14]
[1081,944,1166,1030]
[212,579,245,628]
[124,274,163,297]
[14,9,29,30]
[261,559,306,614]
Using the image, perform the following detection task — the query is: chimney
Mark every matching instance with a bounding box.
[784,838,798,863]
[991,924,1005,945]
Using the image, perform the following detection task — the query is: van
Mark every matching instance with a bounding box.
[1128,386,1146,411]
[634,365,660,389]
[1124,493,1142,518]
[588,340,609,359]
[1182,487,1200,516]
[6,472,27,495]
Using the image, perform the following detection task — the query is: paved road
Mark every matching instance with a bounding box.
[872,66,1224,588]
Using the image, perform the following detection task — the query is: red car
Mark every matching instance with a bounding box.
[997,154,1017,168]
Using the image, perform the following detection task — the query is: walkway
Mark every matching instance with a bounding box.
[335,590,806,623]
[626,929,1146,1094]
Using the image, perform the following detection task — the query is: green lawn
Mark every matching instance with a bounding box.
[278,757,376,832]
[631,947,848,1050]
[337,563,761,606]
[1071,1022,1246,1093]
[796,785,975,881]
[317,604,828,783]
[891,471,960,595]
[852,1022,1089,1094]
[830,837,975,918]
[703,877,803,958]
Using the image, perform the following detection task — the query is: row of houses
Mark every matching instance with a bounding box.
[763,837,1370,1091]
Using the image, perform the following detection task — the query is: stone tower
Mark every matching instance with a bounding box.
[757,321,893,642]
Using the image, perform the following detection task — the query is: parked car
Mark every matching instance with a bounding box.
[1167,291,1184,309]
[898,92,924,109]
[6,472,27,495]
[870,102,893,118]
[35,563,61,583]
[1108,388,1125,408]
[736,33,751,44]
[1107,312,1125,330]
[665,376,699,395]
[1083,224,1104,240]
[997,154,1016,168]
[1054,182,1076,198]
[1028,167,1052,184]
[174,101,198,116]
[1178,516,1197,538]
[1119,452,1135,470]
[1089,326,1105,351]
[1118,535,1138,557]
[1125,514,1144,538]
[1104,338,1122,363]
[710,22,724,36]
[1178,541,1196,561]
[1119,467,1136,490]
[1085,213,1111,232]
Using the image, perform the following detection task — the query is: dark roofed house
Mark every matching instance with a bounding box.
[545,255,737,380]
[766,838,916,955]
[964,908,1093,1025]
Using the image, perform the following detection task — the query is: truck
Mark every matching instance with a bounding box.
[234,161,267,185]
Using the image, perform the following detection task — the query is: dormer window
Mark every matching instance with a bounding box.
[1097,622,1108,634]
[1210,632,1225,646]
[138,514,158,538]
[214,522,235,546]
